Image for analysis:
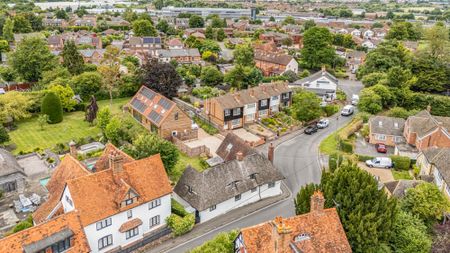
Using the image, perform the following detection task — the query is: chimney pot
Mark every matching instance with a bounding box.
[109,151,124,174]
[69,141,77,157]
[236,151,244,161]
[268,143,275,163]
[310,191,325,213]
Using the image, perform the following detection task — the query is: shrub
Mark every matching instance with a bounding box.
[336,89,347,101]
[193,116,218,135]
[0,126,10,144]
[41,92,63,124]
[11,216,33,234]
[360,124,369,138]
[390,155,411,170]
[339,140,353,153]
[338,119,363,140]
[329,152,343,172]
[323,105,339,117]
[166,213,195,236]
[357,154,374,162]
[171,199,189,217]
[73,102,86,112]
[190,230,239,253]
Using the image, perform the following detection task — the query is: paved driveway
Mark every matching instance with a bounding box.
[184,129,222,157]
[359,162,394,183]
[354,136,394,157]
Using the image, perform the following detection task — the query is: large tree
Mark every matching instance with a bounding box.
[189,15,204,28]
[224,65,262,90]
[85,96,98,125]
[291,91,322,122]
[233,44,254,67]
[9,36,57,82]
[200,66,223,86]
[2,18,14,42]
[411,52,449,93]
[61,40,84,75]
[389,210,431,253]
[70,71,102,100]
[132,19,157,37]
[424,22,449,60]
[140,58,183,98]
[13,15,32,33]
[301,26,336,70]
[294,183,320,215]
[0,91,32,123]
[321,164,397,252]
[99,45,121,106]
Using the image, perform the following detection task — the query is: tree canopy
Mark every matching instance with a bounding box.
[291,91,322,122]
[140,58,183,98]
[61,40,84,75]
[301,27,336,70]
[132,19,158,37]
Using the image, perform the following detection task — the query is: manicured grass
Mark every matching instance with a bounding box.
[392,170,414,180]
[9,97,130,154]
[170,152,208,183]
[319,132,340,155]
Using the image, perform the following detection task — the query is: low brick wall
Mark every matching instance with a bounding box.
[172,136,210,157]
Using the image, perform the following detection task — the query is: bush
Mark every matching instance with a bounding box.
[329,152,343,172]
[360,124,369,138]
[74,102,86,112]
[357,154,374,162]
[41,92,63,124]
[339,140,353,153]
[390,155,411,170]
[193,116,219,135]
[166,213,195,236]
[171,199,189,217]
[323,105,339,117]
[11,216,33,234]
[190,230,239,253]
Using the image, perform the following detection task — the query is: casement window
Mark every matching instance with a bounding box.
[149,198,161,210]
[233,108,241,116]
[271,95,279,101]
[259,110,268,117]
[50,237,72,253]
[127,210,133,219]
[394,136,404,143]
[268,182,275,188]
[98,235,113,250]
[96,217,112,230]
[224,109,231,117]
[65,195,73,206]
[260,100,268,107]
[149,215,160,228]
[125,227,139,239]
[209,205,216,211]
[376,134,386,141]
[231,119,241,127]
[125,198,134,206]
[235,194,241,201]
[174,112,179,120]
[246,103,256,109]
[433,169,443,188]
[251,187,257,193]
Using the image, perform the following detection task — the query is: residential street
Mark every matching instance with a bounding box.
[159,80,363,253]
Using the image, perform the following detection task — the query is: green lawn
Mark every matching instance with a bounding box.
[392,170,414,180]
[170,153,208,183]
[319,132,340,155]
[9,97,130,154]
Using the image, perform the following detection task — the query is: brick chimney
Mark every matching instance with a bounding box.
[69,140,77,157]
[310,191,325,214]
[272,216,292,253]
[109,151,124,174]
[236,151,244,161]
[268,143,274,163]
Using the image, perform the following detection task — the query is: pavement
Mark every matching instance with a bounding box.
[145,79,363,252]
[359,162,395,183]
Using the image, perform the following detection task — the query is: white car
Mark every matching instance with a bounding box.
[365,157,393,168]
[317,119,330,128]
[351,94,359,105]
[341,105,354,116]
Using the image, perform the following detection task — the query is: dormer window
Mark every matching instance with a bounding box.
[294,233,311,242]
[121,190,138,207]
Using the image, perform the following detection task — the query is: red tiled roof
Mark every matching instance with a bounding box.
[0,212,90,253]
[94,143,135,171]
[239,208,351,253]
[119,218,143,233]
[33,155,90,224]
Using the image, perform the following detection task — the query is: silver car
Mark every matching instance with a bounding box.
[317,119,329,128]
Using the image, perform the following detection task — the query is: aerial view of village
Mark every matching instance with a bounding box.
[0,0,448,252]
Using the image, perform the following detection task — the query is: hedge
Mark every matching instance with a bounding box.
[323,105,339,117]
[166,213,195,236]
[41,92,63,124]
[338,118,363,140]
[171,199,189,217]
[339,140,353,153]
[357,154,374,162]
[390,155,411,171]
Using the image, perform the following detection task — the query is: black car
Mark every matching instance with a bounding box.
[304,125,318,135]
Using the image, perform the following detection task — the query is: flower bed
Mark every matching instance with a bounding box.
[261,112,300,135]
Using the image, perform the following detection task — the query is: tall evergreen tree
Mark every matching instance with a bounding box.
[62,40,84,75]
[294,183,320,215]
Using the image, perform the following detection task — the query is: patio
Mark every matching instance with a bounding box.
[184,129,223,157]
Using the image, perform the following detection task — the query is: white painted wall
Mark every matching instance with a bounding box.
[305,76,337,91]
[243,103,257,116]
[285,59,298,74]
[198,181,282,223]
[83,194,171,253]
[270,95,280,107]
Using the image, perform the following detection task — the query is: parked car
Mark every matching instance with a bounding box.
[375,143,387,153]
[341,105,354,116]
[365,157,393,168]
[304,125,318,135]
[351,94,359,105]
[317,119,330,128]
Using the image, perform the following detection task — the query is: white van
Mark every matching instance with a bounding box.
[365,157,393,168]
[341,105,354,116]
[351,94,359,105]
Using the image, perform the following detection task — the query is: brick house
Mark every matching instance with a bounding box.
[79,49,105,65]
[128,86,194,139]
[368,116,405,146]
[416,147,450,200]
[254,51,298,76]
[403,110,450,151]
[156,48,202,64]
[127,37,163,50]
[204,83,292,130]
[234,191,352,253]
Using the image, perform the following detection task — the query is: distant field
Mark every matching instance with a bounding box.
[8,97,130,154]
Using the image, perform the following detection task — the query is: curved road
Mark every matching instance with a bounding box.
[162,80,363,252]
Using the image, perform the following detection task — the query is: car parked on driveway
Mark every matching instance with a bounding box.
[375,143,387,153]
[304,125,318,135]
[365,157,393,168]
[317,119,329,129]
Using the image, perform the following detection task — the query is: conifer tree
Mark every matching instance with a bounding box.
[62,40,84,75]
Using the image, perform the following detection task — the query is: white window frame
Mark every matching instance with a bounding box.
[231,118,241,127]
[149,198,161,210]
[271,95,279,101]
[235,194,241,201]
[209,205,216,211]
[98,234,113,250]
[233,108,241,116]
[127,210,133,219]
[376,134,386,141]
[96,217,112,231]
[260,99,268,107]
[246,103,256,109]
[259,109,268,117]
[125,227,139,239]
[433,168,443,188]
[224,109,231,117]
[268,182,275,188]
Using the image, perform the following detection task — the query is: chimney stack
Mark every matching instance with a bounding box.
[268,143,274,163]
[69,140,77,157]
[310,191,325,214]
[272,216,292,253]
[236,151,244,161]
[109,151,124,174]
[321,65,326,74]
